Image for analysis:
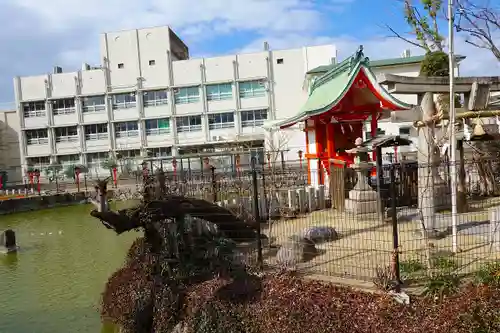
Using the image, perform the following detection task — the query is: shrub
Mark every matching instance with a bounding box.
[474,260,500,287]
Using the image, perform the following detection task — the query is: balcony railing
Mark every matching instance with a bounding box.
[27,138,49,145]
[242,119,265,127]
[53,108,76,115]
[144,99,168,107]
[209,122,234,130]
[82,105,106,113]
[146,128,170,136]
[115,130,139,138]
[24,110,46,118]
[177,125,202,133]
[85,133,109,141]
[55,135,79,143]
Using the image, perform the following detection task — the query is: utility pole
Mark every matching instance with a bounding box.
[448,0,458,253]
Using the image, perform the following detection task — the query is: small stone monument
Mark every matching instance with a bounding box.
[0,229,18,254]
[345,138,379,215]
[276,235,317,270]
[301,226,338,243]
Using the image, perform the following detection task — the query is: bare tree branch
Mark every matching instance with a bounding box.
[385,24,429,49]
[456,0,500,61]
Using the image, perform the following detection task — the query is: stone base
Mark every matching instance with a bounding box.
[348,188,378,201]
[345,198,379,215]
[0,246,18,254]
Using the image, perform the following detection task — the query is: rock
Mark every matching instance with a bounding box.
[276,235,317,270]
[301,226,338,243]
[0,229,18,254]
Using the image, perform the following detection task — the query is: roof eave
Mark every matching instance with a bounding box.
[307,54,467,75]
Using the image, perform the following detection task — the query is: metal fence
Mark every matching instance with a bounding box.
[135,155,500,286]
[4,152,500,287]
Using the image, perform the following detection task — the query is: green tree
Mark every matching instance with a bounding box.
[44,163,62,182]
[101,158,118,178]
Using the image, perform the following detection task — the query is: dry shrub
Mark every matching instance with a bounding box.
[179,274,500,333]
[100,259,153,332]
[102,238,500,332]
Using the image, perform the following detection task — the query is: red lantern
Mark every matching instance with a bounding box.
[34,169,41,194]
[235,154,241,175]
[112,167,117,186]
[28,171,34,186]
[74,167,81,192]
[142,162,148,179]
[172,158,177,180]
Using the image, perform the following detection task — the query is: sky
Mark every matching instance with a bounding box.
[0,0,499,108]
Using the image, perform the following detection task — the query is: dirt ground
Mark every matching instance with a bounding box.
[259,203,500,281]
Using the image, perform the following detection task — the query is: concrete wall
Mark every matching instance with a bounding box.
[0,192,87,215]
[14,25,336,169]
[0,110,22,183]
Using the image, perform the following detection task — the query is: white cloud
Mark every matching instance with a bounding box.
[238,33,500,77]
[0,0,498,107]
[0,0,352,104]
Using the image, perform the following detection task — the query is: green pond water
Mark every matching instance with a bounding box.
[0,203,140,333]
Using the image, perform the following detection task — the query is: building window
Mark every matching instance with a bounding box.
[145,118,170,135]
[22,101,46,118]
[87,152,109,169]
[176,115,202,133]
[25,129,49,145]
[27,156,50,169]
[143,90,168,107]
[85,123,108,140]
[149,60,155,66]
[55,126,78,143]
[174,87,200,104]
[82,95,106,113]
[118,63,124,69]
[399,127,411,135]
[115,121,139,138]
[241,109,268,127]
[58,154,80,166]
[206,83,232,101]
[276,58,284,64]
[148,147,172,157]
[239,80,266,98]
[208,112,235,130]
[52,98,76,115]
[112,93,136,109]
[118,149,140,158]
[365,128,386,140]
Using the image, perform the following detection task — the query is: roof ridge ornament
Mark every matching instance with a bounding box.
[349,45,370,73]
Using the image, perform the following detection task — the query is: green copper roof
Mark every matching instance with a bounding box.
[275,46,413,128]
[307,54,467,75]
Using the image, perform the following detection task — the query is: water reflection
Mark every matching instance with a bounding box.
[0,204,139,333]
[0,252,18,270]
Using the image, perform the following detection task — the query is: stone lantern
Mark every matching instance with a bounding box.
[344,138,378,215]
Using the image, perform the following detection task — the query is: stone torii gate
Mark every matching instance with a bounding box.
[379,73,500,232]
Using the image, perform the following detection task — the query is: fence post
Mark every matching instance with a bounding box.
[251,157,263,270]
[210,166,217,203]
[390,165,402,290]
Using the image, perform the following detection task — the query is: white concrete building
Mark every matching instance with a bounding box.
[0,109,22,184]
[14,25,337,176]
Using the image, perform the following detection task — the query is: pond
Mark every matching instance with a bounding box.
[0,203,140,333]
